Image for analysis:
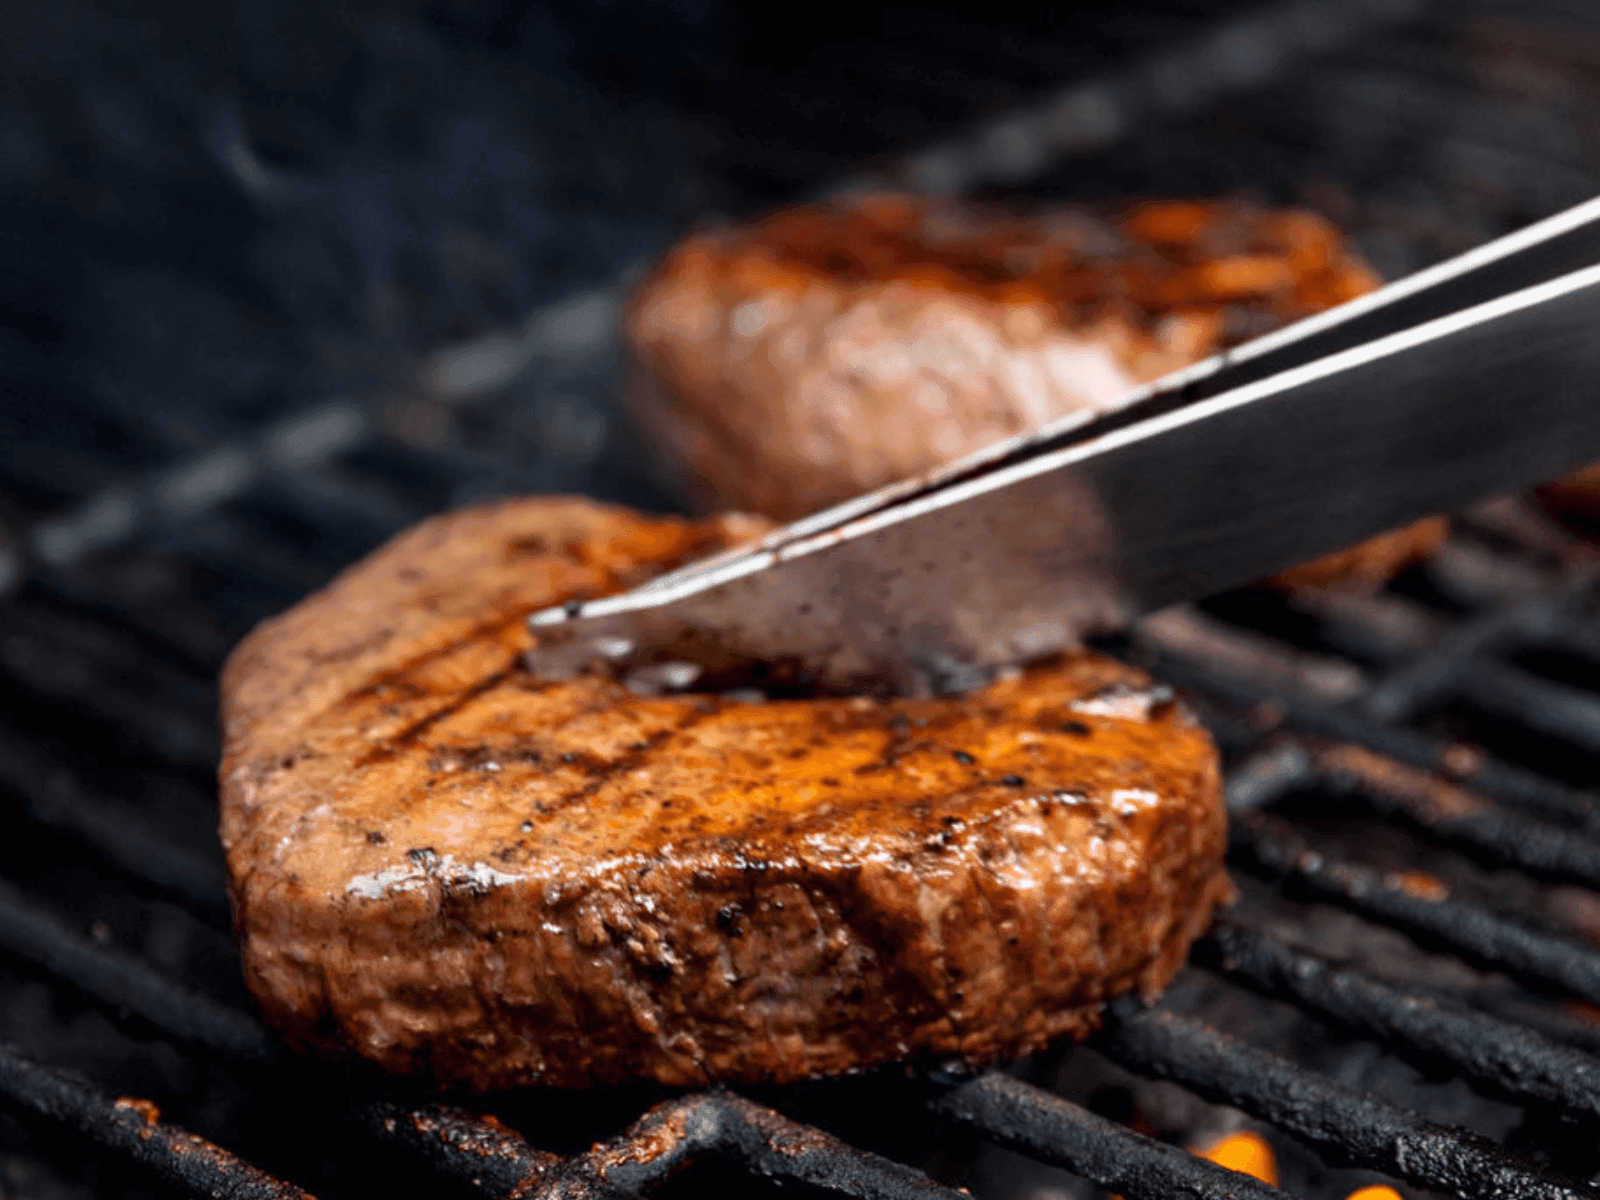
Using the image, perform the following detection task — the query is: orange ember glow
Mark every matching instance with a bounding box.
[1345,1187,1405,1200]
[1196,1130,1278,1185]
[1391,871,1449,902]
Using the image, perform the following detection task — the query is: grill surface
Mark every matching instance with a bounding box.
[7,1,1600,1197]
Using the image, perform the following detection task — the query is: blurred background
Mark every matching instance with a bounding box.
[8,0,1597,656]
[6,0,1598,624]
[8,1,1600,1196]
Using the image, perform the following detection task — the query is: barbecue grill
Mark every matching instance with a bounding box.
[8,0,1600,1196]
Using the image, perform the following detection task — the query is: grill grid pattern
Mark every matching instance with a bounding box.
[1196,920,1600,1124]
[9,521,1600,1200]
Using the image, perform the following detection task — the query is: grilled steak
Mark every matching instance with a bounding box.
[220,496,1232,1089]
[1537,462,1600,524]
[625,193,1444,590]
[1265,515,1449,593]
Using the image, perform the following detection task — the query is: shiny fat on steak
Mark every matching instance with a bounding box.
[219,496,1232,1090]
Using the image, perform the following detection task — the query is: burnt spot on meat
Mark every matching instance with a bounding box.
[952,750,976,765]
[506,534,550,558]
[355,670,516,767]
[222,497,1230,1090]
[366,830,386,845]
[1001,775,1026,787]
[1057,720,1092,736]
[715,904,744,935]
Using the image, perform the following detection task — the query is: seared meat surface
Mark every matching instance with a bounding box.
[1537,462,1600,524]
[625,193,1444,591]
[220,497,1231,1089]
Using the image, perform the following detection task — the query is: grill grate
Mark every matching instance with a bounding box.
[13,520,1600,1200]
[9,544,1600,1200]
[10,0,1600,1197]
[1094,1007,1587,1200]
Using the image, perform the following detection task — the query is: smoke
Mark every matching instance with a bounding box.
[0,0,716,509]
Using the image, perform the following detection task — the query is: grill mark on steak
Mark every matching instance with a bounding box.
[353,667,519,767]
[535,707,718,821]
[221,497,1232,1089]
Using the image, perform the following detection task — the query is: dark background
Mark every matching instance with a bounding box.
[2,0,1453,562]
[1,0,1202,483]
[4,0,1589,584]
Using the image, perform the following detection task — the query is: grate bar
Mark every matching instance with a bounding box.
[844,0,1432,195]
[1358,566,1589,721]
[363,1102,559,1198]
[1308,741,1600,890]
[0,722,230,926]
[0,1041,316,1200]
[1218,731,1600,892]
[1096,1007,1599,1200]
[0,600,218,767]
[1229,810,1600,1006]
[1458,660,1600,756]
[1198,919,1600,1124]
[0,884,622,1200]
[1288,583,1448,662]
[27,566,263,677]
[1535,619,1600,670]
[531,1091,966,1200]
[0,877,275,1062]
[932,1071,1288,1200]
[1150,646,1600,836]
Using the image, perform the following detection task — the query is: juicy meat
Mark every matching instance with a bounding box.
[1264,515,1449,593]
[220,496,1232,1089]
[625,193,1444,589]
[1537,462,1600,524]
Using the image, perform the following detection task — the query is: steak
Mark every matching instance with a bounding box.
[1537,461,1600,524]
[624,193,1444,590]
[220,496,1232,1089]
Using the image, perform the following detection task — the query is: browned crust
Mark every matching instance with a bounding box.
[1265,515,1450,594]
[1536,461,1600,523]
[624,193,1443,591]
[221,496,1232,1089]
[623,195,1380,520]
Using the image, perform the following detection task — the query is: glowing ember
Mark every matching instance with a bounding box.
[1195,1130,1278,1185]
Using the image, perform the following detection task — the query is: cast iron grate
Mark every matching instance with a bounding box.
[11,508,1600,1200]
[8,0,1600,1197]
